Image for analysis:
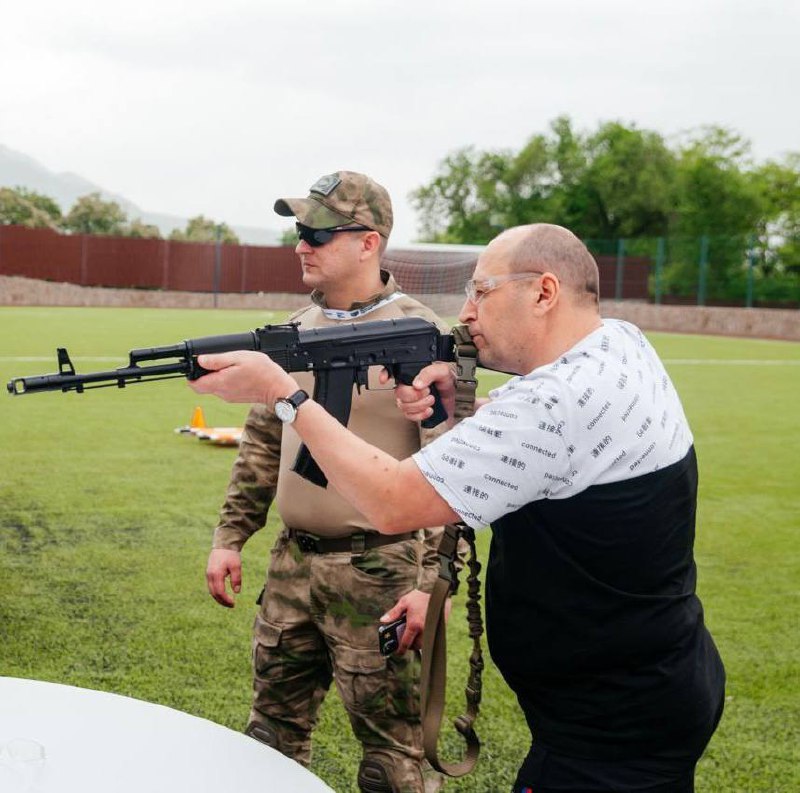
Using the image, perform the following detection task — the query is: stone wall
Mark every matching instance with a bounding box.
[599,300,799,342]
[0,274,309,311]
[1,275,798,341]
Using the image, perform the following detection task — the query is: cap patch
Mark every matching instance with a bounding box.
[310,174,341,197]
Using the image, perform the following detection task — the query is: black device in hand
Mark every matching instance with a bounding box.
[378,616,407,656]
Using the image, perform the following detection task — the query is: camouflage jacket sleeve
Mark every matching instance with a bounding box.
[211,404,282,551]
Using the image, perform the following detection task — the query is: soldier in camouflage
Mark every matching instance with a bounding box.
[206,171,447,793]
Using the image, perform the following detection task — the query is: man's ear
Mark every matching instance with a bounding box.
[532,272,560,314]
[361,230,381,257]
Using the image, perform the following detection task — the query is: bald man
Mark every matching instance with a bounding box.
[191,224,725,793]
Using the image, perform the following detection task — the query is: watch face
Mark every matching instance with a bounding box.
[275,400,295,423]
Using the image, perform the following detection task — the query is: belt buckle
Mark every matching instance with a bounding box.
[351,533,366,554]
[295,532,319,553]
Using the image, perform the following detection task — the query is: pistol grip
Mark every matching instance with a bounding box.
[421,383,448,428]
[395,365,448,429]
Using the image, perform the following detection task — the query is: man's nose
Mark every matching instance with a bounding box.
[295,238,313,255]
[458,298,476,324]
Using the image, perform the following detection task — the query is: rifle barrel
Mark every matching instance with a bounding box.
[7,362,190,395]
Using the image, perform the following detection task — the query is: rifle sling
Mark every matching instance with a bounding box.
[420,325,483,777]
[420,523,483,776]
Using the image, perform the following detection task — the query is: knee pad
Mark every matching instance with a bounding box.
[245,721,279,750]
[357,758,395,793]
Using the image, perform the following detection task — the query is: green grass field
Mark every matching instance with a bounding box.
[1,306,798,792]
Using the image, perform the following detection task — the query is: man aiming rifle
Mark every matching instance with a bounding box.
[189,223,725,793]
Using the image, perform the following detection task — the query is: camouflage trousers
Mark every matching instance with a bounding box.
[246,529,439,793]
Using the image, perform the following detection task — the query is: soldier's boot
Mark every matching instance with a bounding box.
[357,750,426,793]
[245,716,313,766]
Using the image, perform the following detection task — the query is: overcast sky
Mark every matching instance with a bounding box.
[1,0,797,244]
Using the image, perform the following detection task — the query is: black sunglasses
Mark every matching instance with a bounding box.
[295,223,372,247]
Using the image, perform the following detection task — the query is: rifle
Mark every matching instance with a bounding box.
[6,317,457,488]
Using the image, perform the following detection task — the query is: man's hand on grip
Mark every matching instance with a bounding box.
[382,362,457,425]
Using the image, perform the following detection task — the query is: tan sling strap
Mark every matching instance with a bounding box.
[419,324,484,777]
[420,522,484,776]
[451,323,478,421]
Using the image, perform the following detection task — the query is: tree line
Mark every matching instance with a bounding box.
[0,188,240,244]
[411,117,799,303]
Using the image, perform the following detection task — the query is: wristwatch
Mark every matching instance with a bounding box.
[274,389,310,424]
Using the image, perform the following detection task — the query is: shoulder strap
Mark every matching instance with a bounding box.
[420,325,483,777]
[420,523,484,776]
[451,324,478,422]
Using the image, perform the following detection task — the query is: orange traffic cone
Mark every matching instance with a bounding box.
[175,406,207,434]
[190,406,207,429]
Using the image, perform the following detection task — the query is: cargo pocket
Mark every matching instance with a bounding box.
[349,540,420,586]
[252,613,283,680]
[334,646,388,716]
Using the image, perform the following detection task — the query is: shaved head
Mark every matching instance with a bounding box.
[494,224,600,305]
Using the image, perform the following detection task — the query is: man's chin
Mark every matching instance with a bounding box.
[474,345,515,375]
[475,346,496,370]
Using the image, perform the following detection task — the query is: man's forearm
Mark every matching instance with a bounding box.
[212,405,281,550]
[212,463,276,550]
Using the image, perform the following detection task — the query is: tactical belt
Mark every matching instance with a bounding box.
[420,324,484,777]
[286,528,417,554]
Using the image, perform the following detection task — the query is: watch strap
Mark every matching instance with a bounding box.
[284,389,309,410]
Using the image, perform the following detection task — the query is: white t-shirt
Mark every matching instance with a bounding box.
[413,319,693,529]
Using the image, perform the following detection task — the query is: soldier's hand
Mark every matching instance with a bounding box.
[206,548,243,608]
[380,589,452,654]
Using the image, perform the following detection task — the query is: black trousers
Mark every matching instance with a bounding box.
[511,742,697,793]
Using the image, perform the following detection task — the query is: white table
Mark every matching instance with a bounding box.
[0,677,333,792]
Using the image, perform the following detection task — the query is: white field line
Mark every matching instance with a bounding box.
[661,359,800,365]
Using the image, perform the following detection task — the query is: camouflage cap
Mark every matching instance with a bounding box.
[274,171,393,239]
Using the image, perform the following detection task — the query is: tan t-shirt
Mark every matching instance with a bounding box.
[277,295,445,536]
[212,272,448,544]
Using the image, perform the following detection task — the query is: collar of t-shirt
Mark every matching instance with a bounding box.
[311,270,405,320]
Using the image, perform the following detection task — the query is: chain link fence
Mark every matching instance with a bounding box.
[585,235,799,309]
[1,225,798,310]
